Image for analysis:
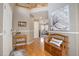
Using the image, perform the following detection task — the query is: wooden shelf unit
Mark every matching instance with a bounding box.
[14,35,27,50]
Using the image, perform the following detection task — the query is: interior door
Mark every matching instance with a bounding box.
[34,21,39,38]
[3,3,12,56]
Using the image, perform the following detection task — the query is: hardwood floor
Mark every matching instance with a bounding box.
[16,38,52,56]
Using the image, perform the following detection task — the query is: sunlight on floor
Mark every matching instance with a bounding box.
[40,37,44,43]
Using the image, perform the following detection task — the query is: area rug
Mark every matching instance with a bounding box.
[10,49,26,56]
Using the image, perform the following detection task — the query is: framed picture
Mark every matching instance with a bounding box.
[50,5,70,31]
[18,21,27,27]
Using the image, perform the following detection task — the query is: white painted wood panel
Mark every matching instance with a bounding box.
[3,3,13,56]
[34,21,39,38]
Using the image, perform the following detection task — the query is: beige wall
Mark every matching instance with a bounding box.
[0,36,3,56]
[76,4,79,56]
[69,4,79,56]
[13,6,34,44]
[0,3,3,33]
[78,4,79,56]
[0,3,3,56]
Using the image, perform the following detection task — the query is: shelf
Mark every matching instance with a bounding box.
[13,34,27,49]
[15,43,26,46]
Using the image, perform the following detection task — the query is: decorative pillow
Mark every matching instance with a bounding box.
[49,38,63,47]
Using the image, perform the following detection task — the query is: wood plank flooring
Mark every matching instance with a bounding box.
[16,38,52,56]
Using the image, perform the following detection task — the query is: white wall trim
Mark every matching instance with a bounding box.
[49,31,79,34]
[12,30,34,33]
[12,30,79,34]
